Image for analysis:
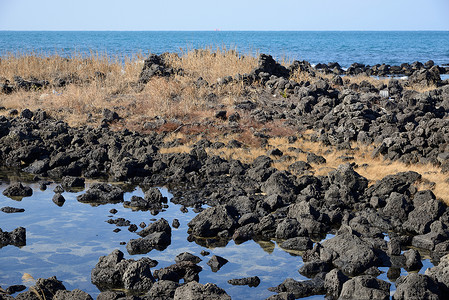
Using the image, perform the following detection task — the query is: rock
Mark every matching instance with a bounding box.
[307,153,327,164]
[215,110,227,120]
[154,261,202,283]
[61,176,85,190]
[52,193,65,206]
[122,258,156,291]
[91,249,157,292]
[24,276,66,300]
[382,192,413,223]
[262,171,297,197]
[321,232,376,276]
[387,237,401,256]
[173,281,231,300]
[339,275,390,300]
[96,291,126,300]
[366,171,421,198]
[207,255,228,272]
[393,273,441,300]
[404,249,423,271]
[280,237,314,251]
[5,285,26,295]
[227,276,260,287]
[187,205,238,237]
[77,183,124,204]
[172,219,180,228]
[175,252,202,264]
[145,280,180,300]
[299,261,332,278]
[102,108,120,123]
[139,53,172,84]
[425,253,449,294]
[268,277,325,299]
[2,183,32,198]
[53,289,93,300]
[1,207,25,213]
[0,227,26,248]
[403,197,445,234]
[91,249,129,290]
[264,293,295,300]
[324,268,348,299]
[288,161,312,175]
[127,231,171,255]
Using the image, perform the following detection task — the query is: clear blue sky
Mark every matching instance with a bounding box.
[0,0,448,31]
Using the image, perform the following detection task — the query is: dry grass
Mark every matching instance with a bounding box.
[0,48,257,127]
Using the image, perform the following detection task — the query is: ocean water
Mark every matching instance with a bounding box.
[0,31,448,68]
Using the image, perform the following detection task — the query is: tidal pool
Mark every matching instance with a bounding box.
[0,177,435,299]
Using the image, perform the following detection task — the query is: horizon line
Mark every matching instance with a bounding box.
[1,29,448,32]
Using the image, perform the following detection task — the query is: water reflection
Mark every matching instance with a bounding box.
[1,178,435,299]
[0,180,312,299]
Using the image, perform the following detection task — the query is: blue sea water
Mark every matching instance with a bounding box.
[0,31,448,68]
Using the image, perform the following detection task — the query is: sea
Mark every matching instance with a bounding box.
[0,31,449,68]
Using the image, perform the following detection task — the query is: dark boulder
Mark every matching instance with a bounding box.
[175,252,202,264]
[139,54,172,84]
[53,289,93,300]
[425,253,449,294]
[262,171,297,197]
[122,258,156,291]
[280,237,314,251]
[173,281,230,300]
[207,255,228,272]
[404,249,423,271]
[1,207,25,213]
[299,260,332,278]
[0,227,26,248]
[154,261,202,283]
[339,275,390,300]
[2,183,32,198]
[268,276,325,299]
[187,205,238,237]
[365,171,421,198]
[403,196,444,235]
[17,276,66,300]
[321,232,377,276]
[145,280,180,300]
[77,183,124,204]
[393,273,441,300]
[61,176,85,191]
[127,231,171,255]
[227,276,260,287]
[52,193,65,206]
[91,249,157,292]
[324,268,348,299]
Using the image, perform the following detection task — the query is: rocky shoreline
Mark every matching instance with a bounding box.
[1,53,449,299]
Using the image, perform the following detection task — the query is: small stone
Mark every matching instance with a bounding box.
[109,209,118,214]
[207,255,228,272]
[172,219,180,228]
[113,228,121,233]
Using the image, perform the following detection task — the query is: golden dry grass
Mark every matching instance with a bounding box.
[0,48,257,127]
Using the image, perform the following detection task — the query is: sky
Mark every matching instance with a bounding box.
[0,0,448,31]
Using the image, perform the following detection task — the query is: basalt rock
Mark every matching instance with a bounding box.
[339,275,390,300]
[0,227,26,248]
[173,281,230,300]
[2,183,32,198]
[393,273,441,300]
[76,183,124,204]
[187,205,239,238]
[227,276,260,287]
[91,249,157,292]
